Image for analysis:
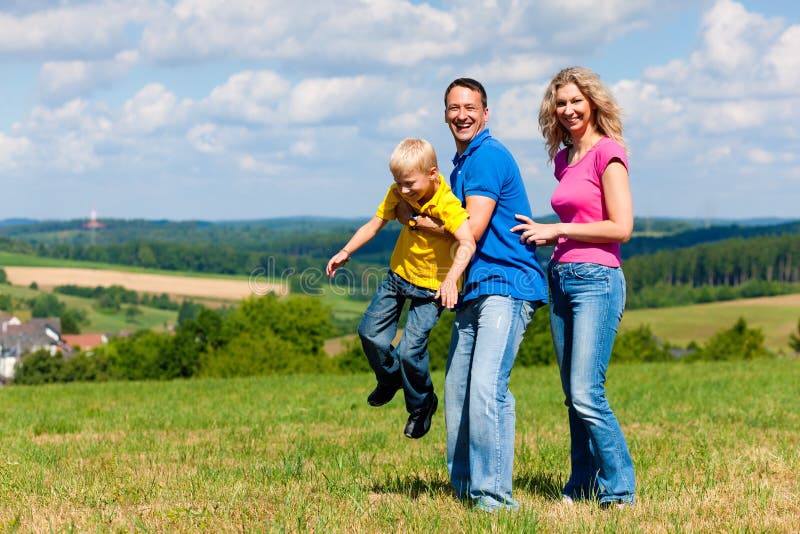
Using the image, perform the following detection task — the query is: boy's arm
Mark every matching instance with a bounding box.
[434,220,476,309]
[326,216,388,277]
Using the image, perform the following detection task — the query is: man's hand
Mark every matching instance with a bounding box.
[435,278,460,309]
[392,190,415,225]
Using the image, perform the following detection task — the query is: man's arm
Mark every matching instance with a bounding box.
[326,216,388,277]
[463,195,495,242]
[402,194,495,242]
[434,220,476,308]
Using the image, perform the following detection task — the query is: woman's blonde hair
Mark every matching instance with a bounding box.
[389,138,438,179]
[538,66,625,163]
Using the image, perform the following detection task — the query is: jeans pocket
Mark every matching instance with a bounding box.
[572,263,611,281]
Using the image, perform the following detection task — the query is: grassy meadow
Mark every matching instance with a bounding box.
[621,294,800,352]
[0,359,797,532]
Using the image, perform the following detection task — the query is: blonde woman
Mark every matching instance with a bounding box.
[513,66,636,507]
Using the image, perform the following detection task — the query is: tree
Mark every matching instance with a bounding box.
[13,350,65,385]
[612,325,672,363]
[790,318,800,353]
[692,317,770,361]
[29,293,65,318]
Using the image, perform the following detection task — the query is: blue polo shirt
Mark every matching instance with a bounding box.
[450,129,548,304]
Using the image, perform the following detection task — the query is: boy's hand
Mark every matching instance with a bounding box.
[326,249,351,278]
[435,278,459,309]
[392,190,414,225]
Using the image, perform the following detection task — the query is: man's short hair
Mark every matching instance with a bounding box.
[389,138,438,179]
[444,78,488,109]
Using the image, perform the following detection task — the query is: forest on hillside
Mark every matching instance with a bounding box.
[1,217,800,308]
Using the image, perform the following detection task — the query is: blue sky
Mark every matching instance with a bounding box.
[1,0,799,221]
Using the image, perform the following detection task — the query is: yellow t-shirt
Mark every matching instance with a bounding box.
[375,176,470,291]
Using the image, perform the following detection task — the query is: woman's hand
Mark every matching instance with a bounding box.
[511,214,560,246]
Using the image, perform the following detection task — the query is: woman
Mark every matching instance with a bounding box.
[512,66,636,507]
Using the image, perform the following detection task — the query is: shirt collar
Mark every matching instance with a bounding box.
[452,128,491,165]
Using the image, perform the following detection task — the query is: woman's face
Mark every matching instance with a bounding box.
[555,83,595,137]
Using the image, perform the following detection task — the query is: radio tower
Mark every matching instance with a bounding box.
[83,207,105,245]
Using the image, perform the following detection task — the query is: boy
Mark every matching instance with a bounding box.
[326,138,475,439]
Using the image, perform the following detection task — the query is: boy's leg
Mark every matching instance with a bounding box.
[358,272,405,404]
[396,291,443,438]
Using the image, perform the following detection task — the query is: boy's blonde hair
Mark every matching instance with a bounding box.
[389,138,438,178]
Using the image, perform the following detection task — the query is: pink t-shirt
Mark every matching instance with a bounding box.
[551,136,628,267]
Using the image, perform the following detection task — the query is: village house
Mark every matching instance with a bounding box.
[0,315,106,382]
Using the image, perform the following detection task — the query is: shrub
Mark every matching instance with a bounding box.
[612,324,673,363]
[687,317,770,361]
[14,350,65,385]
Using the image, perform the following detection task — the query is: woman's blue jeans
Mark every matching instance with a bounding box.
[444,295,537,512]
[358,271,442,414]
[548,261,636,504]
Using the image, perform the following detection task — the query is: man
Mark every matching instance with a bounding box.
[414,78,548,511]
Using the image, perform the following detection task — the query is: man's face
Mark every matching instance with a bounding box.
[445,86,489,153]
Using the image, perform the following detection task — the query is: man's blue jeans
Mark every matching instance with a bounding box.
[548,261,636,505]
[444,295,537,512]
[358,271,442,414]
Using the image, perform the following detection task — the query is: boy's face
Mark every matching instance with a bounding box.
[394,167,439,205]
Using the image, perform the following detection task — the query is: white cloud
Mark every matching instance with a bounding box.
[0,2,158,58]
[287,76,387,124]
[187,123,223,154]
[203,70,290,124]
[39,50,140,102]
[290,139,315,157]
[0,133,32,171]
[378,109,433,135]
[766,25,800,91]
[121,84,181,134]
[238,153,287,177]
[747,148,774,165]
[644,0,789,98]
[491,84,545,141]
[466,54,563,85]
[698,0,780,75]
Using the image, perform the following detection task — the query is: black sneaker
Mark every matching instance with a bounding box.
[367,383,401,407]
[404,393,438,439]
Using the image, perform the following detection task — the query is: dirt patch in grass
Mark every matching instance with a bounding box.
[3,266,287,301]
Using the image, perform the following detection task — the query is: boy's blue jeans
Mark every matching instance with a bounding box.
[548,261,636,505]
[358,271,442,414]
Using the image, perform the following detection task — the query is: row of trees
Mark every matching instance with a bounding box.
[54,284,179,311]
[15,294,783,386]
[14,294,336,385]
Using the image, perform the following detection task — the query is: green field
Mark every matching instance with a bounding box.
[0,284,177,333]
[0,360,797,531]
[0,251,252,281]
[622,294,800,352]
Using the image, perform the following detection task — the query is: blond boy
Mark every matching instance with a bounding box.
[326,138,474,438]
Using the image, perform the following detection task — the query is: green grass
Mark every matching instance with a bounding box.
[622,295,800,351]
[0,359,797,531]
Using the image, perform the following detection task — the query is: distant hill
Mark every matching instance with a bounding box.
[0,218,38,227]
[1,216,799,283]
